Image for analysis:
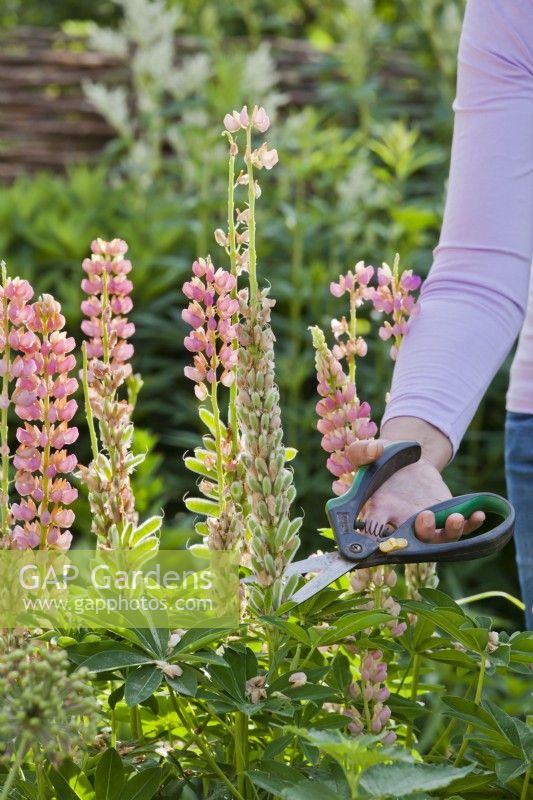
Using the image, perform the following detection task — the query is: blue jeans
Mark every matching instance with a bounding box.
[505,411,533,631]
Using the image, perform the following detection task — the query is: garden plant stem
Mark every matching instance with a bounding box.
[211,380,225,508]
[130,705,143,741]
[520,763,531,800]
[0,735,28,800]
[349,286,357,387]
[245,126,258,305]
[35,763,47,800]
[101,269,110,365]
[454,650,487,767]
[457,590,525,612]
[82,342,99,462]
[235,711,249,798]
[426,677,477,758]
[288,179,305,444]
[227,136,239,457]
[405,652,421,748]
[168,687,246,800]
[39,323,51,549]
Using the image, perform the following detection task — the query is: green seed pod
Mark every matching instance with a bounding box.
[254,456,268,476]
[248,476,263,494]
[263,552,277,578]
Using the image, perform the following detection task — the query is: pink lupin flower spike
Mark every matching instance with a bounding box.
[182,257,239,401]
[11,294,78,550]
[372,254,421,361]
[81,237,134,375]
[311,326,377,496]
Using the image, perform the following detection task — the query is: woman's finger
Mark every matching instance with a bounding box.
[346,439,385,468]
[463,510,485,535]
[414,510,465,542]
[414,509,438,542]
[441,512,465,541]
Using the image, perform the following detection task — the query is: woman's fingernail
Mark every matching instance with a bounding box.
[367,442,378,458]
[420,511,432,527]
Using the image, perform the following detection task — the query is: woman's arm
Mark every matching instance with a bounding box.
[350,0,533,539]
[382,0,533,456]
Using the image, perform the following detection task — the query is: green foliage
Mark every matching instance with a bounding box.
[2,586,519,798]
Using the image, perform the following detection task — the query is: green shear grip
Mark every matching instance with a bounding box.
[432,493,511,529]
[326,440,422,518]
[325,468,365,514]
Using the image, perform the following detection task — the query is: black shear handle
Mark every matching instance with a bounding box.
[390,492,515,564]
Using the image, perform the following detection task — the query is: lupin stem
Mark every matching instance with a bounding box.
[392,252,402,353]
[0,262,10,542]
[227,138,239,457]
[349,288,357,388]
[454,650,487,766]
[82,342,99,462]
[101,267,110,366]
[211,380,225,509]
[0,735,28,800]
[245,126,258,305]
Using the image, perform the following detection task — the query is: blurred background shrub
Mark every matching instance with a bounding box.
[0,0,521,622]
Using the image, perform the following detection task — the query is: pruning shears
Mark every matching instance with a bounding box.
[285,441,515,605]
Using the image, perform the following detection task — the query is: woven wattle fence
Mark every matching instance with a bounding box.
[0,27,426,182]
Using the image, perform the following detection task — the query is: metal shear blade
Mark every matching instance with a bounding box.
[288,552,354,604]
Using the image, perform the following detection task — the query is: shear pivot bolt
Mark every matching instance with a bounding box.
[349,543,362,553]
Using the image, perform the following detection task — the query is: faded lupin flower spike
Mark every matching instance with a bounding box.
[11,294,78,551]
[237,288,302,609]
[223,107,300,606]
[182,257,239,402]
[311,325,376,496]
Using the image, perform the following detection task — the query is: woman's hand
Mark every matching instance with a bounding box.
[346,438,485,542]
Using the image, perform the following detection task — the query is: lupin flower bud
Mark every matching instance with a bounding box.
[311,326,376,496]
[288,672,307,688]
[182,257,239,401]
[245,674,267,704]
[11,295,78,551]
[237,289,302,607]
[372,254,421,361]
[223,105,270,134]
[329,261,374,300]
[360,650,395,739]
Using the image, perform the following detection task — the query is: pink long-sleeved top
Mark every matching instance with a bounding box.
[382,0,533,454]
